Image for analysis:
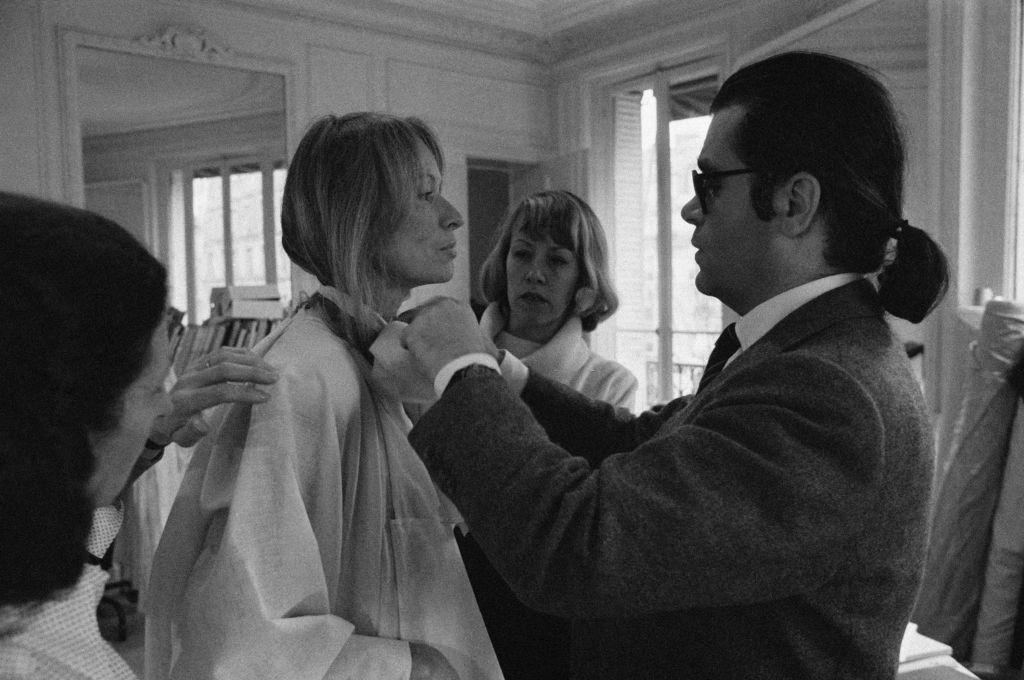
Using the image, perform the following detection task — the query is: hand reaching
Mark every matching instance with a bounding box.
[148,346,279,448]
[399,297,499,384]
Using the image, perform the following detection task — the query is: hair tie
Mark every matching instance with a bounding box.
[891,219,908,239]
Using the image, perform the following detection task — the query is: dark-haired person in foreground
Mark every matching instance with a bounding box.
[388,51,950,679]
[0,193,277,680]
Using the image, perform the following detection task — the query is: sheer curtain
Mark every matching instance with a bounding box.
[914,299,1024,669]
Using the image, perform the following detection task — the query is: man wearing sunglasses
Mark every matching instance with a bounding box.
[388,51,949,679]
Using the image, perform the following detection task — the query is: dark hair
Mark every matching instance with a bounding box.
[479,190,619,332]
[712,51,948,323]
[0,193,166,608]
[281,112,443,349]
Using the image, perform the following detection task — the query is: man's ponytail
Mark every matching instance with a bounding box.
[877,223,950,323]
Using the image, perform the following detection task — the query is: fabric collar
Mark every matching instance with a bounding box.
[734,273,862,355]
[480,302,589,379]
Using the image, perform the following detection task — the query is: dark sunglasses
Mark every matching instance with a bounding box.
[691,168,757,213]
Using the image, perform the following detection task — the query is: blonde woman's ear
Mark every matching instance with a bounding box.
[574,286,597,315]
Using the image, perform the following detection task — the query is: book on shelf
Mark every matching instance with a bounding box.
[225,319,243,347]
[208,323,228,355]
[210,285,284,318]
[172,325,198,376]
[220,298,285,319]
[210,284,280,301]
[169,315,280,374]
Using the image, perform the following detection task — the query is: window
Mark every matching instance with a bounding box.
[610,67,723,409]
[1014,0,1024,302]
[167,157,290,324]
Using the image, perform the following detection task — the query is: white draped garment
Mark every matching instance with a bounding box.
[145,304,501,680]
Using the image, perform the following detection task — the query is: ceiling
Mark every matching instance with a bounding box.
[77,0,922,139]
[381,0,695,38]
[220,0,743,63]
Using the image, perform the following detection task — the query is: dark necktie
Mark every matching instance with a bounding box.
[696,323,740,393]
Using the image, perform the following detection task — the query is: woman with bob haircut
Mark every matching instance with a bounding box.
[147,112,502,680]
[459,190,636,680]
[477,189,636,410]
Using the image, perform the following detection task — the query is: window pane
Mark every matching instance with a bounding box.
[669,113,721,391]
[613,89,660,408]
[671,330,717,397]
[273,166,291,308]
[611,75,722,409]
[167,170,189,319]
[229,166,265,285]
[639,89,659,334]
[616,330,659,409]
[192,172,225,323]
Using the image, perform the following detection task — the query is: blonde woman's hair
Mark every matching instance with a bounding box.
[281,112,442,349]
[478,190,618,332]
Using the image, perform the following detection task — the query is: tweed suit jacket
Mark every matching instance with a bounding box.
[409,279,934,679]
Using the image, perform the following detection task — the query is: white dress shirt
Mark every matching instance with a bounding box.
[729,273,862,367]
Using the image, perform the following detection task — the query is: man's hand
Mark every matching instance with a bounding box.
[148,346,279,448]
[400,297,499,383]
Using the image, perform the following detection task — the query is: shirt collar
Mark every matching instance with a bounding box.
[734,273,862,353]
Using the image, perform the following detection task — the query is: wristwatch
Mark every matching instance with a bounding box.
[444,363,499,394]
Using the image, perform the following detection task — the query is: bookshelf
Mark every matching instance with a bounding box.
[169,316,281,375]
[167,284,286,371]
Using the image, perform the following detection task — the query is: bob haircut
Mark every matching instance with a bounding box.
[478,190,618,332]
[281,112,443,349]
[0,192,166,608]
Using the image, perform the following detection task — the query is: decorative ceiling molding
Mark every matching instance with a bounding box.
[206,0,699,63]
[210,0,545,61]
[135,25,232,60]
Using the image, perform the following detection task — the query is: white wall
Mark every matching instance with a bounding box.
[0,0,553,303]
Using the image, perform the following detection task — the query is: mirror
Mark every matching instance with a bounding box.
[62,27,293,324]
[59,27,293,616]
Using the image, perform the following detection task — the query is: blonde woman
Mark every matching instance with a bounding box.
[147,113,501,680]
[478,190,636,410]
[459,190,636,680]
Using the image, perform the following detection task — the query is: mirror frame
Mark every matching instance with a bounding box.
[57,25,299,208]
